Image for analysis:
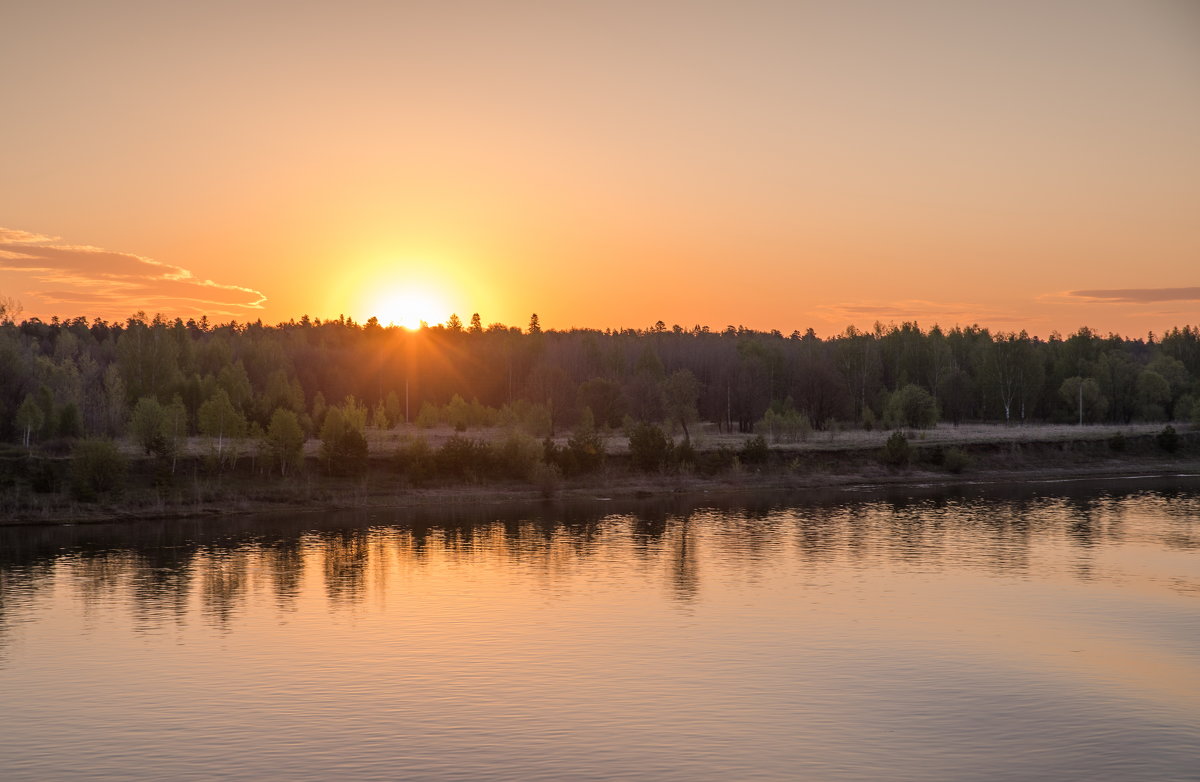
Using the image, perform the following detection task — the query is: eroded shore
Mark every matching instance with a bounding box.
[3,426,1197,525]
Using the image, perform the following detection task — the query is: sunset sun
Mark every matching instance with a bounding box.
[373,286,449,329]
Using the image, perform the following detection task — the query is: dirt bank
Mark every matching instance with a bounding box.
[2,425,1196,526]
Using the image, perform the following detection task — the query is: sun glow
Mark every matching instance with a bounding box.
[373,287,449,330]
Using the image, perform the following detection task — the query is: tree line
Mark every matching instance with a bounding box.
[3,311,1200,460]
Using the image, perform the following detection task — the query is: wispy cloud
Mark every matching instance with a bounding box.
[0,228,58,244]
[1066,287,1200,304]
[0,227,266,316]
[816,299,1007,326]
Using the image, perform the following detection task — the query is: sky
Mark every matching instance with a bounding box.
[1,0,1198,337]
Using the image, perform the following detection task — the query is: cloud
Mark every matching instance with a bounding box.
[816,299,1007,326]
[0,227,266,316]
[0,228,57,244]
[1065,287,1200,304]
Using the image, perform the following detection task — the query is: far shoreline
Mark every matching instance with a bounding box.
[4,435,1198,527]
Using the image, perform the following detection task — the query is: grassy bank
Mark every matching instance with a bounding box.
[2,423,1197,525]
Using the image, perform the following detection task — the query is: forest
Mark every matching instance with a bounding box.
[5,312,1200,436]
[2,310,1199,494]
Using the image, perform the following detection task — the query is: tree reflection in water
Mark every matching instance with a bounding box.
[0,477,1198,651]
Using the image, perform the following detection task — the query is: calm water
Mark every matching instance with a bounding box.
[2,479,1198,781]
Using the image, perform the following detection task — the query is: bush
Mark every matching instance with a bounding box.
[30,459,59,493]
[130,396,170,456]
[740,435,770,466]
[320,407,368,476]
[883,384,939,429]
[445,394,471,431]
[758,403,811,443]
[494,430,543,481]
[70,438,126,501]
[416,402,440,428]
[436,435,493,481]
[394,436,434,483]
[563,427,605,476]
[881,431,911,467]
[542,437,563,473]
[861,407,877,431]
[1156,425,1180,454]
[499,400,553,438]
[1108,432,1127,452]
[265,408,306,476]
[694,445,734,476]
[942,447,971,474]
[529,460,561,498]
[671,439,697,469]
[628,422,670,472]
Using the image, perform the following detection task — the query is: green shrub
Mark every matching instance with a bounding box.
[1168,393,1193,425]
[529,460,561,498]
[881,431,911,467]
[883,384,939,429]
[445,394,471,431]
[543,437,563,472]
[758,402,811,443]
[861,407,876,431]
[1156,425,1180,454]
[265,408,306,476]
[494,430,543,481]
[672,439,697,469]
[740,435,770,466]
[30,459,59,493]
[70,438,126,501]
[436,435,493,481]
[564,427,605,476]
[1108,432,1127,452]
[628,422,670,472]
[320,407,368,476]
[499,400,553,438]
[130,396,170,456]
[942,447,971,474]
[696,445,736,476]
[394,436,434,483]
[415,402,440,428]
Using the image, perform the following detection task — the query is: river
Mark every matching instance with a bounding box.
[1,477,1198,781]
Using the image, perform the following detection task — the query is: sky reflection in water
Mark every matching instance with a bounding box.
[1,479,1198,781]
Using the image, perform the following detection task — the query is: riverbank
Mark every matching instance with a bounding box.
[2,424,1196,525]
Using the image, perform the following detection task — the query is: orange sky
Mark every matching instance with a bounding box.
[2,0,1198,337]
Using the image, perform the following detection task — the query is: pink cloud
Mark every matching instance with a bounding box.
[1066,287,1200,304]
[0,227,266,315]
[814,299,1008,326]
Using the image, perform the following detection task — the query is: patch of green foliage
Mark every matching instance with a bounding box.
[881,431,911,468]
[740,435,770,466]
[942,446,971,474]
[1156,425,1180,454]
[70,438,126,501]
[628,422,671,472]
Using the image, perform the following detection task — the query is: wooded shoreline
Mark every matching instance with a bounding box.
[4,424,1196,526]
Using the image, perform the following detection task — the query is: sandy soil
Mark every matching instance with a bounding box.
[150,420,1188,460]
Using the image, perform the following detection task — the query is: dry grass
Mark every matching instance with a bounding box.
[114,420,1184,460]
[699,421,1177,453]
[374,420,1178,454]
